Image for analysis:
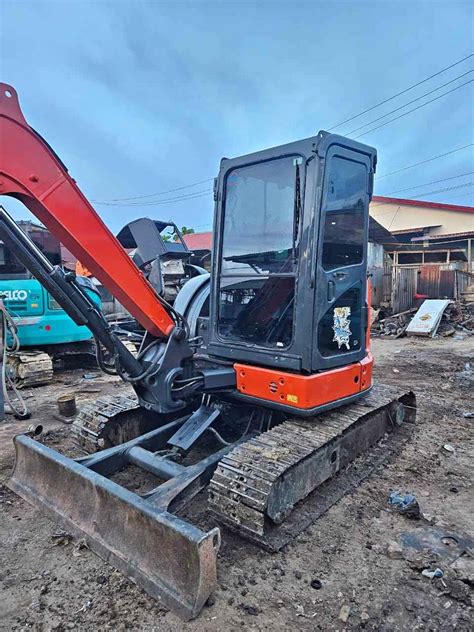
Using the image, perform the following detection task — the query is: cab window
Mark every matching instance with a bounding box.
[321,157,367,270]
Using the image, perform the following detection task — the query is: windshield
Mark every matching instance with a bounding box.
[0,243,27,276]
[221,156,301,275]
[216,156,302,348]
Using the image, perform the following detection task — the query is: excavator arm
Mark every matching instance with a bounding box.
[0,82,235,414]
[0,83,174,338]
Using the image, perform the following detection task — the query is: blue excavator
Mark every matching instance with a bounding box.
[0,218,101,386]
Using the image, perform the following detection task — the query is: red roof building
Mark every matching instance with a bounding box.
[182,232,213,250]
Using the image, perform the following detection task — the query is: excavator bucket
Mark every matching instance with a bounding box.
[8,422,223,621]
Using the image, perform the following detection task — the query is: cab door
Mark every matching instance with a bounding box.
[312,143,374,371]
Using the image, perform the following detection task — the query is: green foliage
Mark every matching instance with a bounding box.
[180,226,195,236]
[161,226,195,242]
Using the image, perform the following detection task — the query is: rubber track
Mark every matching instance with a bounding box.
[72,392,140,453]
[208,384,413,542]
[7,351,53,388]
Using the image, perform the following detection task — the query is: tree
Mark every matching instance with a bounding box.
[161,226,195,242]
[180,226,195,236]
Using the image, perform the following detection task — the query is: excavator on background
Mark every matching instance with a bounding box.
[0,219,102,387]
[0,83,415,620]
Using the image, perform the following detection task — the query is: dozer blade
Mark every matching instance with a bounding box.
[8,434,220,621]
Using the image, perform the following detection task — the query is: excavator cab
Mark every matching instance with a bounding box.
[209,133,376,374]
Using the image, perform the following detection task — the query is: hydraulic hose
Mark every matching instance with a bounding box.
[0,301,29,419]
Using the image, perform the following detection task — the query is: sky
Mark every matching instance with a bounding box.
[1,0,473,234]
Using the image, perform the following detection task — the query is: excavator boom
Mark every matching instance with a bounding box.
[0,83,174,338]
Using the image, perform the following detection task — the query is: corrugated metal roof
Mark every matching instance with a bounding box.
[182,232,212,250]
[391,225,441,235]
[369,217,398,244]
[411,230,474,242]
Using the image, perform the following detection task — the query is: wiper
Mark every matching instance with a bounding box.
[292,159,303,264]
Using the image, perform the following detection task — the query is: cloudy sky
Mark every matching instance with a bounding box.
[1,0,473,233]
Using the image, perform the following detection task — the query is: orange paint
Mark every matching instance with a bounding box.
[235,352,373,410]
[366,278,371,352]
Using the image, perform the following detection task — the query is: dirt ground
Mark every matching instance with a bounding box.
[0,336,473,631]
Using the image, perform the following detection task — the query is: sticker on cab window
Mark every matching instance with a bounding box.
[333,306,351,350]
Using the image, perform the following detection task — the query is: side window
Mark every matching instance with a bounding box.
[322,157,368,270]
[48,295,63,311]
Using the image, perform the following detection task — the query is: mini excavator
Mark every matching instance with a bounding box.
[0,83,415,620]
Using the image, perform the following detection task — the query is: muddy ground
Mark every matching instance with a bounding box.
[0,336,473,631]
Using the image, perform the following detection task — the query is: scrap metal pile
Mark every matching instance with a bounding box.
[371,308,417,338]
[436,300,474,337]
[372,295,474,339]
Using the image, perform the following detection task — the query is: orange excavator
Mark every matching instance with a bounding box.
[0,83,415,620]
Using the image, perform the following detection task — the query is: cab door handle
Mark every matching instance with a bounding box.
[327,281,335,302]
